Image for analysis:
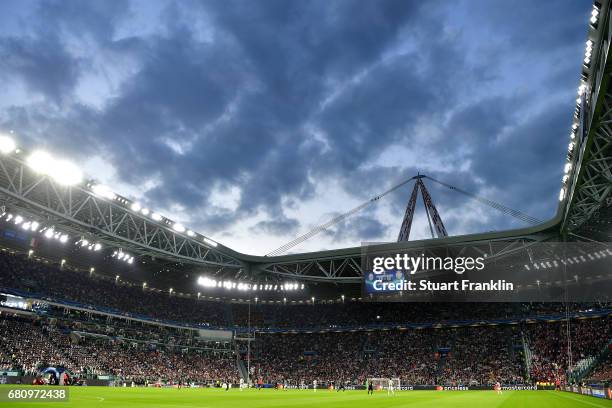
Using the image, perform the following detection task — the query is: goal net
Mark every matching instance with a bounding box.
[369,378,400,391]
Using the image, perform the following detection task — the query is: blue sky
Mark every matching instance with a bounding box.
[0,0,590,255]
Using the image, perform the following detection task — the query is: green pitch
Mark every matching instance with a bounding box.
[1,386,610,408]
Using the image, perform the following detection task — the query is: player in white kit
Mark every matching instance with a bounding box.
[313,380,317,392]
[387,379,395,395]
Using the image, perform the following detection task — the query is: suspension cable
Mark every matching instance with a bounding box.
[423,176,542,225]
[266,174,542,256]
[266,176,419,256]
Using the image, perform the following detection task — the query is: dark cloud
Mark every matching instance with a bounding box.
[0,34,81,103]
[0,0,591,251]
[250,217,299,237]
[322,213,390,243]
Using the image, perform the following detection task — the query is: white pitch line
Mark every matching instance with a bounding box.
[548,391,610,408]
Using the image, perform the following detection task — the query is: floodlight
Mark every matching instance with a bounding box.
[0,136,16,154]
[131,202,141,212]
[172,223,186,233]
[44,229,54,239]
[26,151,53,174]
[187,230,195,237]
[151,213,162,221]
[559,188,566,201]
[14,215,23,225]
[59,234,69,243]
[30,221,39,231]
[21,222,31,230]
[91,184,116,200]
[50,159,82,186]
[94,243,102,251]
[141,208,150,216]
[204,237,218,247]
[564,163,572,174]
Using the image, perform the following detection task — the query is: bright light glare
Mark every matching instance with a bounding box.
[172,223,186,233]
[27,151,82,186]
[204,237,217,247]
[0,136,16,154]
[198,276,217,287]
[92,184,116,200]
[50,160,83,186]
[131,202,141,212]
[151,213,162,221]
[27,151,53,174]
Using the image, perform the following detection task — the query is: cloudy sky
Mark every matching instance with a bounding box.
[0,0,589,255]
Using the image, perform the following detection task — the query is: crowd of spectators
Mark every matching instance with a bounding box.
[0,313,608,386]
[587,352,612,384]
[0,250,610,388]
[231,301,610,329]
[248,318,609,386]
[0,253,230,327]
[0,314,238,385]
[250,325,525,386]
[0,252,608,331]
[526,318,610,383]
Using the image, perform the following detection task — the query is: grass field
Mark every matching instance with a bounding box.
[1,386,610,408]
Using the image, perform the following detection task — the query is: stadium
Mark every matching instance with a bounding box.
[0,0,610,407]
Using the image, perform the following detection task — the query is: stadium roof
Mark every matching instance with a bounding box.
[0,1,608,290]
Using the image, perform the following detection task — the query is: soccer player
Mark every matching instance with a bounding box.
[367,380,374,395]
[313,379,317,392]
[239,378,244,391]
[337,380,346,392]
[387,379,395,396]
[494,381,502,395]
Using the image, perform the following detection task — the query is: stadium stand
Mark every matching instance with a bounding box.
[0,314,238,385]
[0,251,609,330]
[587,352,612,385]
[0,250,609,388]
